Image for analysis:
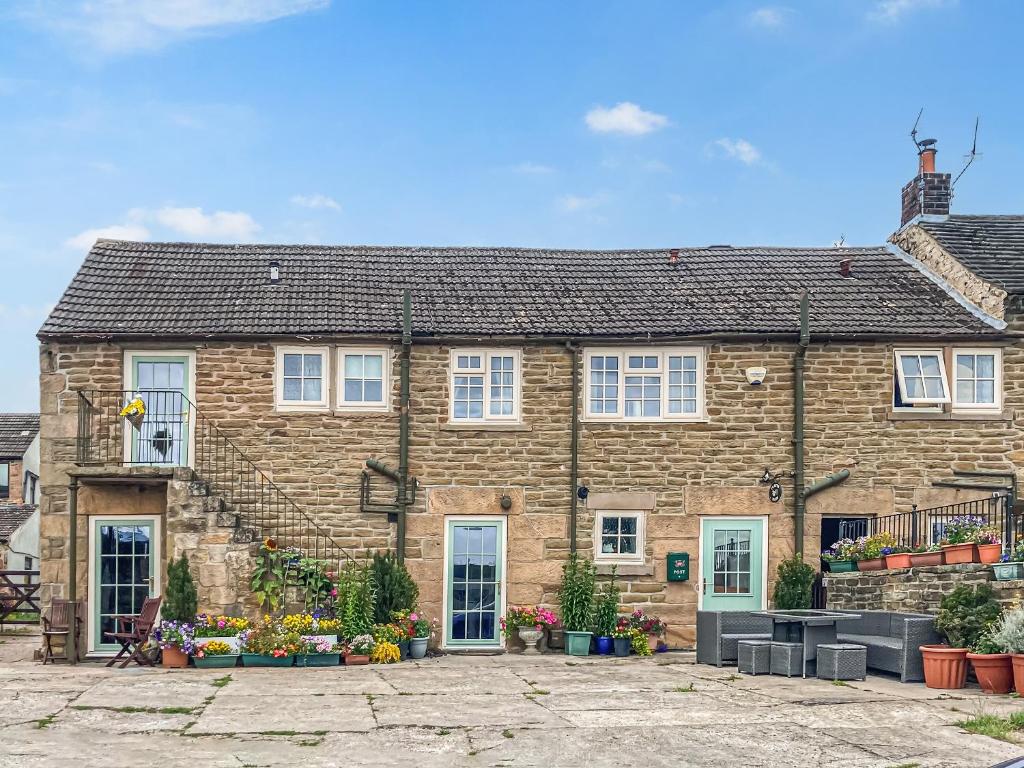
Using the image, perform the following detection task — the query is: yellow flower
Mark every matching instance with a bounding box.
[370,641,401,664]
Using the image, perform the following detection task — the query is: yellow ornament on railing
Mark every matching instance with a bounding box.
[119,398,146,431]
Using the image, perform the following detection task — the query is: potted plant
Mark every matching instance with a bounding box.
[344,634,374,665]
[240,619,301,667]
[502,605,557,655]
[909,543,944,567]
[388,610,414,660]
[883,545,913,569]
[154,620,194,668]
[967,628,1014,694]
[856,533,896,571]
[282,613,341,648]
[546,620,565,651]
[923,584,1002,689]
[773,553,815,609]
[990,605,1024,693]
[193,614,250,653]
[941,515,984,564]
[629,609,667,652]
[158,553,198,667]
[558,553,596,656]
[370,640,401,664]
[593,571,620,656]
[192,640,238,669]
[821,539,857,573]
[993,540,1024,581]
[296,636,342,667]
[974,527,1003,564]
[611,619,632,657]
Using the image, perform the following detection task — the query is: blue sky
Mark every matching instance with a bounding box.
[1,0,1022,410]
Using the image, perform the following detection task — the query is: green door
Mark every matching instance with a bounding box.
[130,356,190,465]
[445,519,504,648]
[92,519,157,652]
[700,518,765,612]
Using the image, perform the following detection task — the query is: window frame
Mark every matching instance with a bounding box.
[336,347,392,412]
[893,349,951,406]
[448,348,522,424]
[593,511,645,565]
[274,345,330,411]
[951,348,1002,413]
[0,461,8,499]
[583,347,706,423]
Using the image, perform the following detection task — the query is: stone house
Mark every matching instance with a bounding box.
[35,155,1019,657]
[0,414,40,575]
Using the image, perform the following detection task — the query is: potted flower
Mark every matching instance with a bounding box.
[967,628,1014,694]
[855,533,896,571]
[909,543,944,567]
[344,634,374,665]
[974,527,1003,564]
[192,640,238,669]
[282,613,341,649]
[990,605,1024,693]
[611,619,633,657]
[296,636,342,667]
[154,620,194,669]
[941,515,984,564]
[193,614,250,653]
[630,609,667,652]
[883,544,913,569]
[502,605,558,655]
[240,618,301,667]
[390,611,414,660]
[594,575,620,656]
[993,539,1024,581]
[409,613,434,659]
[923,584,1002,689]
[558,553,596,656]
[821,539,857,573]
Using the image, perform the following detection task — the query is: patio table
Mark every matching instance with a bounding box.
[752,609,861,678]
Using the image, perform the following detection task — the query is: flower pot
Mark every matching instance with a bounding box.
[564,630,593,657]
[161,646,189,669]
[613,637,631,657]
[594,636,614,655]
[910,551,944,567]
[856,558,885,571]
[410,637,428,659]
[942,543,976,565]
[398,640,410,661]
[517,627,544,655]
[344,653,370,666]
[920,645,968,689]
[827,560,857,573]
[546,627,565,650]
[240,653,294,667]
[295,653,340,667]
[884,553,913,569]
[304,634,339,647]
[1012,654,1024,694]
[992,562,1024,581]
[968,653,1014,694]
[193,654,238,669]
[977,543,1002,564]
[647,634,661,652]
[194,635,242,653]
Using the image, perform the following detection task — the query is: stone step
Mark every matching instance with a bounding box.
[187,480,210,497]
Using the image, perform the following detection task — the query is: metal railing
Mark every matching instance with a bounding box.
[76,390,354,567]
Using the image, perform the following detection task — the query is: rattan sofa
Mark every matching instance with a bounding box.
[835,610,939,682]
[696,610,774,667]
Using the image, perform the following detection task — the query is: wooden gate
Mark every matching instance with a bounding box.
[0,570,41,628]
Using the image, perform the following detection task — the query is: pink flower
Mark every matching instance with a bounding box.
[331,588,338,598]
[410,613,419,621]
[217,620,226,629]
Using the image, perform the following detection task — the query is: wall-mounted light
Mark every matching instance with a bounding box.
[500,494,513,510]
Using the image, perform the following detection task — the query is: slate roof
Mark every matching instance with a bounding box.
[0,505,36,543]
[38,239,1000,340]
[918,215,1024,295]
[0,415,39,459]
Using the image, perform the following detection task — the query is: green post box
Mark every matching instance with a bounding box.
[667,552,689,582]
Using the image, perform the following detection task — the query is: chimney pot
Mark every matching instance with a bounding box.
[839,258,853,278]
[669,248,679,265]
[901,138,950,226]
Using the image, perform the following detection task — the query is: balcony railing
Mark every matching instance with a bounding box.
[76,390,354,567]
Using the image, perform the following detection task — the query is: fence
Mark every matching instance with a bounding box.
[0,570,40,629]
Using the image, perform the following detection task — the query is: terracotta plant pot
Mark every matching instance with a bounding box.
[344,653,370,666]
[647,634,661,652]
[1012,654,1024,694]
[884,553,913,569]
[910,551,944,567]
[942,543,976,565]
[161,646,189,669]
[856,558,885,571]
[977,543,1002,564]
[920,645,968,689]
[968,653,1014,694]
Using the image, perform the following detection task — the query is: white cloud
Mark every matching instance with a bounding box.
[584,102,668,136]
[557,193,607,213]
[748,7,789,28]
[509,162,555,175]
[712,138,763,166]
[868,0,953,23]
[154,206,261,239]
[16,0,330,54]
[65,223,151,252]
[291,193,341,211]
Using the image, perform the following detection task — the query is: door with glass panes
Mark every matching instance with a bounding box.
[699,517,765,612]
[445,519,504,648]
[91,519,158,652]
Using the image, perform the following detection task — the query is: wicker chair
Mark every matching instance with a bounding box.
[696,610,774,667]
[836,610,939,682]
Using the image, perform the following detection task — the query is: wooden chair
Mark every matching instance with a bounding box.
[104,596,162,668]
[41,599,82,664]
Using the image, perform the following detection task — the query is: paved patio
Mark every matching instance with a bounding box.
[1,632,1023,767]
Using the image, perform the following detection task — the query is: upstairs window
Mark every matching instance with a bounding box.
[0,463,7,499]
[894,350,949,405]
[894,347,1002,413]
[449,350,521,423]
[953,349,1001,411]
[338,349,389,411]
[585,348,704,421]
[275,346,329,409]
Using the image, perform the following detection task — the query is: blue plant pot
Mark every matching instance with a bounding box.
[595,636,614,655]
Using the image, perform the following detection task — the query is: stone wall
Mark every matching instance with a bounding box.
[827,563,1024,614]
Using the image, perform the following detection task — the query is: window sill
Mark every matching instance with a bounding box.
[887,407,1011,422]
[440,422,532,433]
[580,417,710,426]
[595,563,653,577]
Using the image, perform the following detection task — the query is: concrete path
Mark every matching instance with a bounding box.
[0,632,1022,767]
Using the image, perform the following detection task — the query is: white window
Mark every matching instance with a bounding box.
[893,350,950,405]
[585,348,704,421]
[953,349,1001,411]
[595,511,644,564]
[275,346,329,409]
[338,348,390,411]
[449,350,521,423]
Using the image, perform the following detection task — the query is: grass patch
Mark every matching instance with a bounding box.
[73,704,197,716]
[211,675,232,688]
[531,688,549,695]
[887,763,920,768]
[35,713,57,729]
[674,683,696,693]
[723,674,741,682]
[831,680,852,688]
[956,713,1023,742]
[437,728,452,736]
[502,729,514,739]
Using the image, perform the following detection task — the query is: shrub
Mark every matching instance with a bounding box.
[991,606,1024,653]
[558,553,596,633]
[594,573,620,637]
[935,584,1002,649]
[338,562,375,639]
[163,554,198,623]
[370,551,419,625]
[772,553,815,610]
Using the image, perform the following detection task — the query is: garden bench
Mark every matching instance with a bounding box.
[696,610,774,667]
[835,610,939,682]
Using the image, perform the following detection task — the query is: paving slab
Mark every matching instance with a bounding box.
[190,692,376,734]
[71,672,217,710]
[378,664,532,694]
[55,705,195,733]
[216,666,396,696]
[0,691,77,727]
[373,692,570,728]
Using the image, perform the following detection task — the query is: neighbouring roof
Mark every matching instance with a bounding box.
[0,504,36,543]
[0,414,39,458]
[917,215,1024,296]
[38,239,1001,340]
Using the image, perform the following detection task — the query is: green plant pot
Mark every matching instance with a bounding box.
[564,631,593,657]
[241,653,294,667]
[194,654,238,669]
[993,562,1024,581]
[827,560,857,573]
[295,653,340,667]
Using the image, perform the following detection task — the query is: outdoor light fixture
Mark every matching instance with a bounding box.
[500,494,513,510]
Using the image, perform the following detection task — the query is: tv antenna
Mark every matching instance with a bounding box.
[910,108,924,150]
[952,117,981,188]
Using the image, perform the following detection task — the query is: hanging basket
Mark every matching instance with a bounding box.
[120,398,147,432]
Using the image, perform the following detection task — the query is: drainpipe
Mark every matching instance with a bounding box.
[67,476,78,665]
[793,291,809,556]
[567,341,579,554]
[397,289,412,564]
[805,470,851,500]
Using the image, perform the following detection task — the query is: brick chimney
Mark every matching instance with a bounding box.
[900,138,951,226]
